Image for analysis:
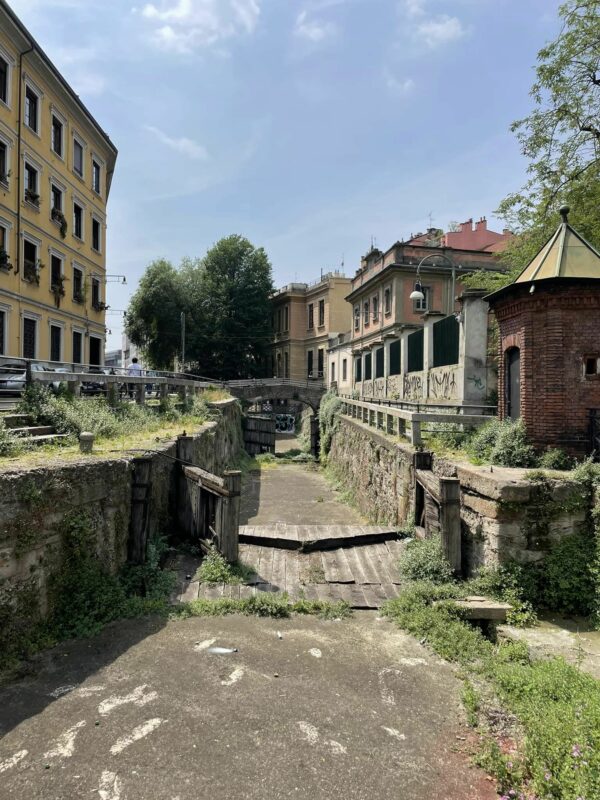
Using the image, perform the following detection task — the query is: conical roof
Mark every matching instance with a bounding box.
[514,206,600,283]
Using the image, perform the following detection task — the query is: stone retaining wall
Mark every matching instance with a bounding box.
[327,415,587,573]
[0,399,242,615]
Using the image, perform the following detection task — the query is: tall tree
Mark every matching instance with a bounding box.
[496,0,600,272]
[125,259,183,369]
[125,237,274,378]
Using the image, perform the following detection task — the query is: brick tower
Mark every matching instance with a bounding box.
[486,207,600,457]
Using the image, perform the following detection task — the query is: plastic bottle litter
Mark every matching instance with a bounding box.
[276,631,283,640]
[207,646,239,655]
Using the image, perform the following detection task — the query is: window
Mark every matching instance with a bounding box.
[354,306,360,331]
[364,352,372,381]
[73,138,84,177]
[73,202,83,239]
[23,239,37,282]
[283,305,289,332]
[0,224,6,254]
[363,301,370,326]
[50,325,61,362]
[92,159,101,193]
[355,357,362,382]
[276,308,281,332]
[585,357,600,376]
[384,288,391,315]
[0,308,5,354]
[91,277,100,309]
[414,286,430,312]
[24,162,39,205]
[92,218,101,251]
[284,351,289,379]
[389,339,401,376]
[25,87,38,133]
[318,299,325,327]
[375,347,384,379]
[23,317,36,359]
[331,362,335,383]
[308,303,314,329]
[89,335,102,366]
[50,254,62,288]
[0,141,7,183]
[73,266,84,302]
[372,296,379,322]
[307,350,314,378]
[342,359,347,382]
[72,331,83,364]
[52,115,63,157]
[51,184,62,212]
[317,348,324,377]
[0,56,8,105]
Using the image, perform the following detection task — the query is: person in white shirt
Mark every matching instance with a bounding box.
[126,357,142,398]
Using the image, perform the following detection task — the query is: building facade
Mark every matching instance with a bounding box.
[270,272,351,382]
[348,239,503,403]
[326,332,352,392]
[0,2,117,366]
[487,207,600,457]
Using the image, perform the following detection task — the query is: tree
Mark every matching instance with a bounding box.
[464,0,600,292]
[125,259,183,369]
[125,237,274,378]
[496,0,600,271]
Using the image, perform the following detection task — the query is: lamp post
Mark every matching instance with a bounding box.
[410,252,463,313]
[181,311,186,372]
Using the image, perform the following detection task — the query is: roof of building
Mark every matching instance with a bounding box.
[514,207,600,283]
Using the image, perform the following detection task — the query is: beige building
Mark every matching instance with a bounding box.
[0,1,117,366]
[270,271,352,382]
[326,332,352,392]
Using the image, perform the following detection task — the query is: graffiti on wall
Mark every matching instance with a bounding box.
[373,378,387,399]
[275,414,296,434]
[403,373,423,401]
[429,368,458,400]
[362,380,374,397]
[467,374,485,392]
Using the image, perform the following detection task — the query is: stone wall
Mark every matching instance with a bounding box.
[0,399,242,615]
[327,413,587,574]
[327,416,414,525]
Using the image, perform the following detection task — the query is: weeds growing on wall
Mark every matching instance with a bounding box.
[318,391,343,462]
[0,418,25,456]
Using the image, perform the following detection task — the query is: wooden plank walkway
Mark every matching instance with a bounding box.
[239,524,400,551]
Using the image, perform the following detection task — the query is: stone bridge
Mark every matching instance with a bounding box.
[226,378,326,413]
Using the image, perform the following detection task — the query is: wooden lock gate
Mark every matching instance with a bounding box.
[181,465,241,563]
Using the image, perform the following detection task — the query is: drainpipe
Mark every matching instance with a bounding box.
[16,41,34,357]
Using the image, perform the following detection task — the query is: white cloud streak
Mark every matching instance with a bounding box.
[137,0,260,54]
[294,9,336,43]
[144,125,209,160]
[383,69,414,96]
[399,0,467,49]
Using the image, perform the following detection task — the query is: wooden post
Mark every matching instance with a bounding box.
[177,434,196,531]
[129,457,152,564]
[218,470,241,562]
[440,477,461,573]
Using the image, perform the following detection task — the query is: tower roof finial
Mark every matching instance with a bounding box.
[559,205,570,224]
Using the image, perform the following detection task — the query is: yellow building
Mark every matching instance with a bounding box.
[0,1,117,366]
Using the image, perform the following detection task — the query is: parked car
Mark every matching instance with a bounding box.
[0,362,50,396]
[81,367,116,396]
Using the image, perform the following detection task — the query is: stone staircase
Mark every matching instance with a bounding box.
[1,413,70,446]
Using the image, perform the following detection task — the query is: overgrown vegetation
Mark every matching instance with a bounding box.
[196,547,254,585]
[0,417,24,456]
[174,593,351,621]
[318,391,343,462]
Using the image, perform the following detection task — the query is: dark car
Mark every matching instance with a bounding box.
[81,367,116,396]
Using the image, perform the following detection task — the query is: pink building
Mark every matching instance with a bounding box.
[442,217,513,252]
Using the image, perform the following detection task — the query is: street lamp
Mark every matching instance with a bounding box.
[181,311,186,371]
[410,252,463,312]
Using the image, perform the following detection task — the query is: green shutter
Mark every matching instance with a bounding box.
[407,329,424,373]
[375,347,384,378]
[433,315,459,367]
[389,339,401,375]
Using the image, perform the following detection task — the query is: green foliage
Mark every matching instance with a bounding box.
[0,418,25,457]
[461,680,480,727]
[177,593,351,620]
[196,547,254,585]
[318,392,342,462]
[540,532,595,616]
[126,237,275,378]
[398,537,455,583]
[120,533,175,601]
[470,563,539,627]
[496,1,600,275]
[465,418,537,467]
[538,448,576,471]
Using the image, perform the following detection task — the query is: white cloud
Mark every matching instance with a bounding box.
[383,69,414,96]
[415,14,466,48]
[294,9,336,43]
[399,1,467,50]
[144,125,209,160]
[137,0,260,54]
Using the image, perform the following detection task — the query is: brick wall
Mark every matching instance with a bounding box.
[493,282,600,455]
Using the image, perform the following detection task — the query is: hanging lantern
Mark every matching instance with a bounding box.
[410,280,425,302]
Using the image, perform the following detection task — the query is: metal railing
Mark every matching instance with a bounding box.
[338,392,496,416]
[340,396,492,447]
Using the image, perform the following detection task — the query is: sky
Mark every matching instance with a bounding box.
[10,0,563,349]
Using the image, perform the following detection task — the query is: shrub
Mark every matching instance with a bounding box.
[466,418,537,467]
[196,547,254,585]
[398,537,454,583]
[540,532,595,616]
[538,448,575,471]
[319,391,342,461]
[467,417,504,462]
[0,418,24,456]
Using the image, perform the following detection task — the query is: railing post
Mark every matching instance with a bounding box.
[135,381,145,405]
[410,419,422,446]
[218,470,241,562]
[440,477,461,573]
[67,379,81,398]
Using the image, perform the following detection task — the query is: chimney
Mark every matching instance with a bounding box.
[461,218,473,232]
[476,217,488,232]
